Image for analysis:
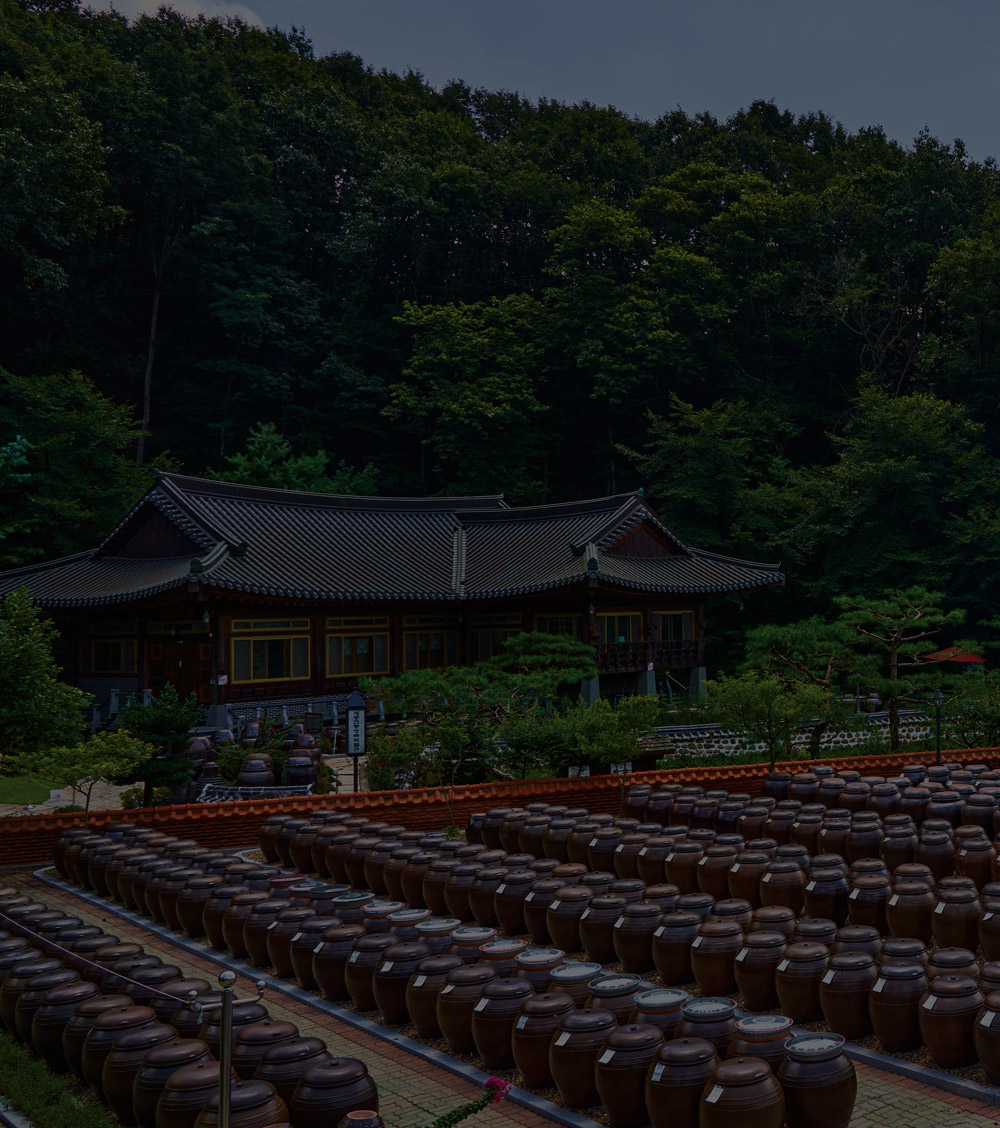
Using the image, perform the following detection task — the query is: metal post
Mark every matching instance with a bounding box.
[217,971,235,1128]
[353,756,359,793]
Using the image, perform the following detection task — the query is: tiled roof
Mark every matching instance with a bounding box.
[0,474,783,607]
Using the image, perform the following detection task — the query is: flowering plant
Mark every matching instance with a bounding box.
[426,1077,511,1128]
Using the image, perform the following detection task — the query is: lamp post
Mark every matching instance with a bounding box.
[933,687,944,766]
[191,971,265,1128]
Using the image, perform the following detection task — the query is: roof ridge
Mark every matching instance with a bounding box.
[690,546,783,570]
[159,472,508,512]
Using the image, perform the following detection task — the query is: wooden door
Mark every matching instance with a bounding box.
[146,638,212,703]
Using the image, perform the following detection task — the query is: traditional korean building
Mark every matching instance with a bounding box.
[0,473,783,719]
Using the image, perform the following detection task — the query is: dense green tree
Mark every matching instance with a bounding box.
[116,684,201,805]
[0,588,89,773]
[37,729,152,822]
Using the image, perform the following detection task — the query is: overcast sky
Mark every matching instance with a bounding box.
[107,1,1000,161]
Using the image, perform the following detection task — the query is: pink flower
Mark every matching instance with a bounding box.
[484,1077,510,1104]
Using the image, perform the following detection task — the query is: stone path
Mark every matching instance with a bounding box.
[10,869,1000,1128]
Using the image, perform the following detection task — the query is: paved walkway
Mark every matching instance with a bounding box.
[10,870,1000,1128]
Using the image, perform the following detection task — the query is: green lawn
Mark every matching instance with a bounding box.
[0,774,68,804]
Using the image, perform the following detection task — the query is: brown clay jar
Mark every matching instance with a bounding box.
[548,962,602,1009]
[612,902,661,974]
[831,924,882,960]
[726,1015,794,1069]
[437,963,497,1054]
[523,879,563,945]
[101,1022,177,1125]
[885,880,935,941]
[549,1008,617,1108]
[629,988,688,1038]
[579,895,626,964]
[698,1056,784,1128]
[442,864,483,922]
[62,995,132,1079]
[664,842,704,894]
[265,907,316,978]
[14,966,80,1047]
[918,973,984,1067]
[915,830,956,881]
[511,992,574,1088]
[413,917,459,955]
[175,875,224,939]
[847,874,890,933]
[405,954,463,1038]
[193,1078,290,1128]
[371,942,430,1025]
[651,911,700,985]
[690,920,742,996]
[868,962,926,1051]
[512,947,564,993]
[447,925,496,964]
[287,917,340,990]
[545,886,591,954]
[480,808,511,850]
[927,946,979,982]
[645,1037,717,1128]
[0,957,64,1036]
[312,924,366,1001]
[202,886,245,950]
[696,845,737,901]
[343,836,378,889]
[758,860,806,915]
[674,997,737,1055]
[726,852,769,907]
[931,886,981,950]
[467,867,509,927]
[132,1038,213,1128]
[493,870,535,935]
[973,990,1000,1082]
[733,931,785,1010]
[81,1004,158,1097]
[31,979,100,1071]
[819,953,877,1039]
[232,1019,300,1080]
[220,892,269,960]
[636,837,673,886]
[123,963,185,1009]
[777,1033,856,1128]
[199,1000,269,1059]
[253,1037,332,1106]
[471,977,533,1068]
[343,933,396,1011]
[803,867,849,924]
[877,937,927,969]
[594,1023,664,1128]
[775,943,830,1023]
[155,1058,236,1128]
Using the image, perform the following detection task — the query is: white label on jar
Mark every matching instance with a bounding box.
[698,857,708,866]
[736,949,748,962]
[614,919,624,929]
[762,873,772,883]
[639,848,648,857]
[550,900,561,910]
[313,943,324,954]
[516,1016,528,1029]
[665,854,675,864]
[981,1011,995,1027]
[986,913,995,921]
[923,995,936,1010]
[598,1050,615,1065]
[849,889,860,900]
[777,960,789,972]
[705,1086,724,1104]
[934,903,946,914]
[730,863,740,872]
[267,920,279,930]
[651,1063,665,1082]
[474,998,489,1012]
[691,936,703,948]
[873,979,886,993]
[654,926,665,937]
[616,845,624,853]
[441,984,455,994]
[822,971,835,984]
[525,893,535,902]
[496,885,507,895]
[348,951,359,962]
[291,933,302,942]
[959,849,968,857]
[380,961,393,972]
[888,896,899,906]
[581,909,591,920]
[589,839,598,848]
[806,881,816,891]
[555,1031,570,1046]
[412,975,427,987]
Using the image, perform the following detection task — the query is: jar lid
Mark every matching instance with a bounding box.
[416,917,459,935]
[879,962,925,980]
[363,900,406,917]
[633,988,688,1010]
[931,974,980,997]
[450,926,495,942]
[930,947,977,968]
[331,892,374,907]
[744,930,787,949]
[550,962,602,984]
[606,1023,663,1050]
[785,1033,846,1062]
[559,1009,617,1032]
[588,974,640,996]
[480,939,527,956]
[515,948,565,967]
[711,1057,773,1086]
[734,1014,793,1038]
[482,978,533,999]
[681,997,734,1019]
[655,1037,718,1066]
[830,952,875,970]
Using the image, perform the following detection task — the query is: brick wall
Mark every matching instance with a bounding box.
[3,746,998,869]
